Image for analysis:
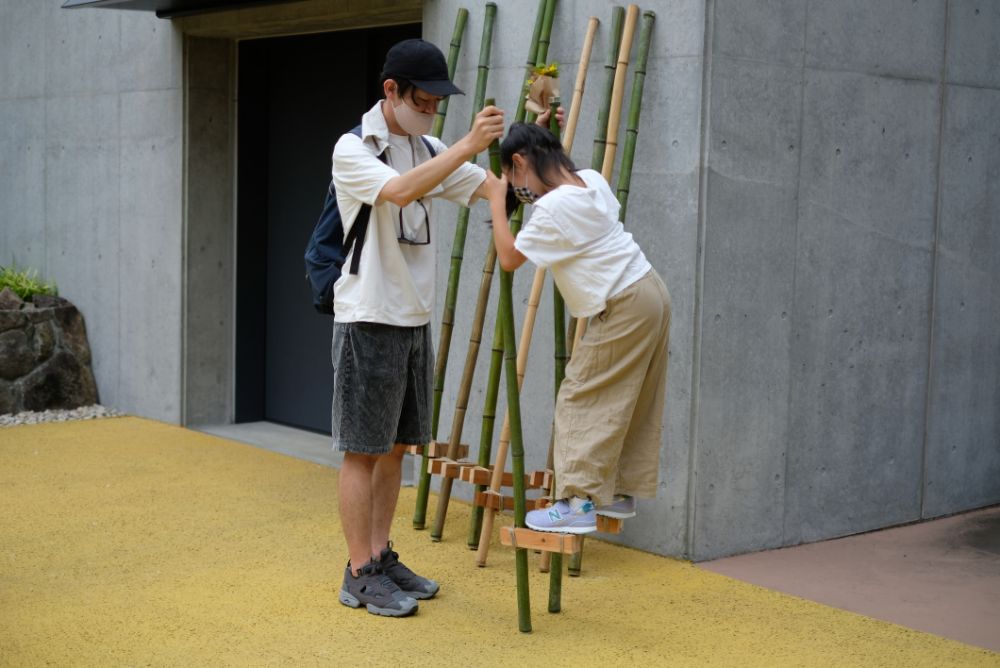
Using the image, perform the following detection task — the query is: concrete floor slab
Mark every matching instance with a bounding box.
[700,506,1000,652]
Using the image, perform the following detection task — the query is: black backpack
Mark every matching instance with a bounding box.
[304,125,437,314]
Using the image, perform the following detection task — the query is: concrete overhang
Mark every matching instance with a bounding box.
[61,0,296,19]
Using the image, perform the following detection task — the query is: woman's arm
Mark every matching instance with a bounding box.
[485,172,528,272]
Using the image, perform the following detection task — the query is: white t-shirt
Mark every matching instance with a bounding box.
[330,101,487,326]
[514,169,652,318]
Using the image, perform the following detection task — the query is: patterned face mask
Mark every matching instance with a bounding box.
[512,166,540,204]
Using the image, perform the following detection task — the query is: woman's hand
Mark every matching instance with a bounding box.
[483,170,508,204]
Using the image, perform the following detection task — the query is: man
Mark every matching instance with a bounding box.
[330,38,503,617]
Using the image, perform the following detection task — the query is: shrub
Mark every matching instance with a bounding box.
[0,265,58,300]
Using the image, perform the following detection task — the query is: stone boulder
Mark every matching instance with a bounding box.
[0,297,98,415]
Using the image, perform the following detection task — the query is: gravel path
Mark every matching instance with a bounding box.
[0,404,126,428]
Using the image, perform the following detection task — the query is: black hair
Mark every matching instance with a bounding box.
[380,74,415,99]
[500,122,578,189]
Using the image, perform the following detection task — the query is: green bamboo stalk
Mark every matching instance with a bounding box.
[414,3,497,529]
[547,100,566,614]
[492,133,532,631]
[591,6,625,171]
[431,7,469,138]
[615,10,655,222]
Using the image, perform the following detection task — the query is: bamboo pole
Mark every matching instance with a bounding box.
[591,6,626,172]
[430,0,555,542]
[431,7,469,138]
[616,10,655,222]
[600,4,640,177]
[562,16,599,155]
[492,137,533,633]
[414,3,496,529]
[546,100,566,614]
[476,11,597,567]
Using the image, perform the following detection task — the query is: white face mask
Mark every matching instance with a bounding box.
[392,96,434,136]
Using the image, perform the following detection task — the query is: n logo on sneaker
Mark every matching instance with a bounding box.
[547,508,563,522]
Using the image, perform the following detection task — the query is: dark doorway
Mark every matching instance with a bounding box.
[236,24,421,432]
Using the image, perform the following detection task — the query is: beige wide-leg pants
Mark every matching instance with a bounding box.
[553,269,671,507]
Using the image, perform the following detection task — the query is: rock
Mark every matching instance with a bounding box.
[31,294,68,309]
[0,329,35,380]
[54,305,92,365]
[0,287,23,310]
[32,321,55,364]
[20,351,98,411]
[0,380,19,416]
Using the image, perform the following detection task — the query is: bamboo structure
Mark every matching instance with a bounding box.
[431,8,469,138]
[428,0,555,542]
[413,3,496,529]
[475,12,598,568]
[616,10,656,222]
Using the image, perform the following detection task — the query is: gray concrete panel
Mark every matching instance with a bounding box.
[785,205,930,544]
[923,84,1000,517]
[0,98,47,272]
[804,0,946,81]
[117,11,182,92]
[184,37,233,427]
[44,1,121,97]
[784,71,940,544]
[44,93,121,408]
[708,57,802,185]
[118,88,184,423]
[0,0,46,99]
[798,71,940,247]
[713,0,806,67]
[694,174,798,560]
[946,0,1000,89]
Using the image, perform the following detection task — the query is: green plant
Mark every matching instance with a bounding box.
[0,265,58,300]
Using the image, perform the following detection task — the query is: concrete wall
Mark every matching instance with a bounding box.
[1,0,997,560]
[0,0,184,422]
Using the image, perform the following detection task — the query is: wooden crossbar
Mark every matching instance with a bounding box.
[404,441,469,458]
[458,465,553,490]
[426,457,476,479]
[499,526,584,554]
[474,491,549,512]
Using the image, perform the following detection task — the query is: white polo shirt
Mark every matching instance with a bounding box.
[513,169,652,318]
[331,101,487,326]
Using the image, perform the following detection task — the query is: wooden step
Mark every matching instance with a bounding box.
[596,514,624,534]
[404,441,469,458]
[426,457,475,479]
[474,491,549,512]
[458,465,553,490]
[499,526,584,554]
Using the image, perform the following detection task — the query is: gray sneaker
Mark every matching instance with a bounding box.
[597,495,637,519]
[378,542,440,600]
[339,560,418,617]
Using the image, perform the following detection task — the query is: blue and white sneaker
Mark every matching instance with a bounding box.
[526,497,597,534]
[597,495,637,519]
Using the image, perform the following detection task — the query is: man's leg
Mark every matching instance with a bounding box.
[339,451,379,574]
[370,443,407,556]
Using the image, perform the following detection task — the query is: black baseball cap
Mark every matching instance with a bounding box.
[382,38,464,97]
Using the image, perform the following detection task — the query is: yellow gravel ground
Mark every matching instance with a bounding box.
[1,417,997,667]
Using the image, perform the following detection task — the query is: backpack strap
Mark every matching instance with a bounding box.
[340,124,387,276]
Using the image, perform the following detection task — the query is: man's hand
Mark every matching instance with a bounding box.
[535,105,565,130]
[464,105,505,155]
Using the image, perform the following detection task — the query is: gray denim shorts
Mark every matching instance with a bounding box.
[331,321,433,455]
